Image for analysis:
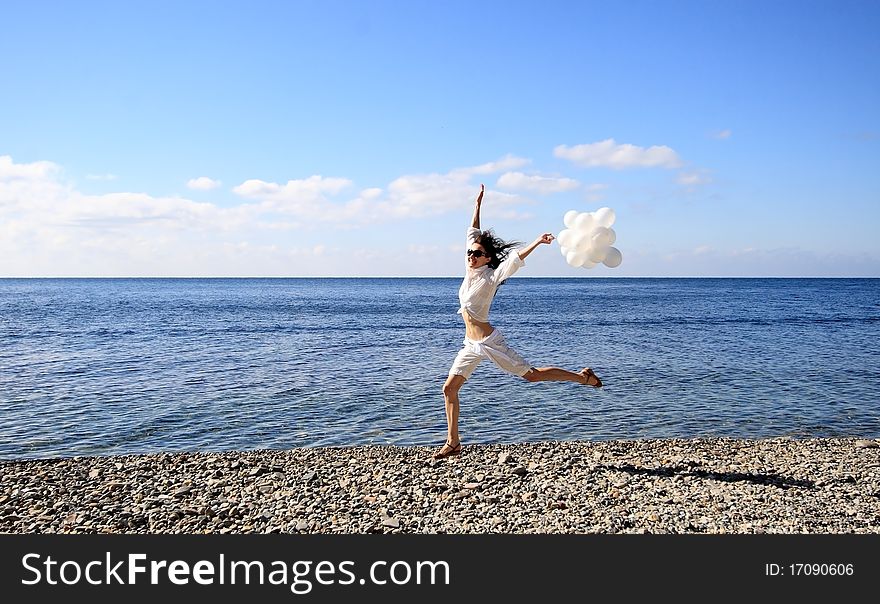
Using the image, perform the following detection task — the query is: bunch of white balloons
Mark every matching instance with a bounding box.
[557,207,623,269]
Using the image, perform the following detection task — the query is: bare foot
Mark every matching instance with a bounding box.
[580,368,603,388]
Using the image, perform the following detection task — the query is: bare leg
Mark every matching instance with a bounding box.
[435,374,465,457]
[523,367,602,387]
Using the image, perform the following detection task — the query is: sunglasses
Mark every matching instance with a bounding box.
[466,249,488,258]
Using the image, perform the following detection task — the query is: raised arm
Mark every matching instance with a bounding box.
[471,184,484,229]
[517,233,555,261]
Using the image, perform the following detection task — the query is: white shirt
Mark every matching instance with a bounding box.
[457,227,525,322]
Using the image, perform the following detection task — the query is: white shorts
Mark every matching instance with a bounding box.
[448,329,533,380]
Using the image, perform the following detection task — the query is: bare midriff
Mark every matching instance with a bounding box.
[462,312,494,341]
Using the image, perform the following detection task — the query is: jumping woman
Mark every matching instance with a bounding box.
[434,184,603,460]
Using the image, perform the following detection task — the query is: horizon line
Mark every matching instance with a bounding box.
[2,275,878,280]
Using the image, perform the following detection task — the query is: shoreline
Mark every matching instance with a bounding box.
[4,276,879,280]
[2,437,879,534]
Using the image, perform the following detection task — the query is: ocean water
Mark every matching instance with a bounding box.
[1,278,878,461]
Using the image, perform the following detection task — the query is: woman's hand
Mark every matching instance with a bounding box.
[471,184,484,229]
[518,233,554,261]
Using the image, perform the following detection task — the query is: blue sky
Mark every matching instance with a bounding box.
[2,0,878,276]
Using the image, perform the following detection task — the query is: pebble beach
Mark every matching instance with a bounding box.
[2,438,879,534]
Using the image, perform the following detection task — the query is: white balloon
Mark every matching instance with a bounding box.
[591,226,613,249]
[573,212,594,232]
[566,250,588,268]
[588,245,609,263]
[593,207,616,228]
[561,206,622,270]
[603,246,623,268]
[570,230,590,252]
[557,228,574,248]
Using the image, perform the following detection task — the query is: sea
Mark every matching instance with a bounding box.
[1,278,878,461]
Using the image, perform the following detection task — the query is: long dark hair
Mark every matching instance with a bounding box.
[477,230,521,270]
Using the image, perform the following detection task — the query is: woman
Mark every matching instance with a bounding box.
[434,184,603,459]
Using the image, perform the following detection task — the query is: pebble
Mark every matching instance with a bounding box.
[855,439,879,449]
[2,437,879,534]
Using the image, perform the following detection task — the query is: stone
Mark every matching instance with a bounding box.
[2,438,878,535]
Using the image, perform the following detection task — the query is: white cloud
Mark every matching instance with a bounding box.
[646,245,880,277]
[186,176,222,190]
[381,172,474,218]
[232,156,532,225]
[0,155,59,180]
[449,154,530,177]
[677,170,712,187]
[407,244,442,256]
[86,173,118,181]
[0,156,254,276]
[65,191,226,230]
[712,129,732,140]
[233,175,351,201]
[381,169,531,220]
[554,139,682,169]
[0,155,538,276]
[232,175,355,223]
[495,171,580,194]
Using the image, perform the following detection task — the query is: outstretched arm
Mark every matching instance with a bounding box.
[517,233,555,261]
[471,184,484,230]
